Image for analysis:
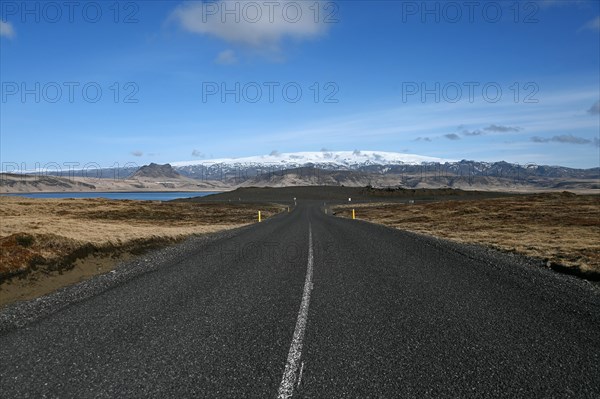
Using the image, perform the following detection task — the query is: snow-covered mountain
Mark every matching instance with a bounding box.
[168,151,598,187]
[169,151,599,183]
[171,151,450,168]
[172,151,452,179]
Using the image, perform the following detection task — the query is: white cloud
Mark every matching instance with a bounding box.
[170,0,329,51]
[0,21,15,39]
[215,49,238,65]
[580,16,600,31]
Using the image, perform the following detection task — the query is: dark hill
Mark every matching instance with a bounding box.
[177,186,514,204]
[131,164,181,179]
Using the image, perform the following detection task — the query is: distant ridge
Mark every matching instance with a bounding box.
[170,151,599,182]
[3,152,597,193]
[131,163,181,179]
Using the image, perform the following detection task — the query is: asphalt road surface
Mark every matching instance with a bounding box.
[1,203,599,398]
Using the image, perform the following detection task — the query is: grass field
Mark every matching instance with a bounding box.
[0,196,283,306]
[333,192,600,279]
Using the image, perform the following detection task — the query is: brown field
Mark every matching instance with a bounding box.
[0,196,283,306]
[333,192,600,279]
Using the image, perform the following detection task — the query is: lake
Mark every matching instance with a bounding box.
[2,192,219,201]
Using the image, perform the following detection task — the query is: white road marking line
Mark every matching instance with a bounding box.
[277,225,314,399]
[297,361,305,388]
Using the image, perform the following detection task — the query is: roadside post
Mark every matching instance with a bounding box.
[258,211,262,222]
[352,209,355,220]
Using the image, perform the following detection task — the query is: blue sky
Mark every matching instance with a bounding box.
[1,0,599,170]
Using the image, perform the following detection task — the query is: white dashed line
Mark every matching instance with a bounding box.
[297,361,305,388]
[277,224,314,399]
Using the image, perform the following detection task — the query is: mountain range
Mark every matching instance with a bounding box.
[2,151,598,193]
[170,151,599,186]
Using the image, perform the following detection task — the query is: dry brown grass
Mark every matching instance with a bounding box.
[0,196,283,284]
[333,193,600,277]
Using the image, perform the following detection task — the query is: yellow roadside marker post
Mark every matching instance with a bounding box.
[352,209,355,220]
[258,211,262,222]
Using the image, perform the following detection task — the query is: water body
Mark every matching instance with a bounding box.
[2,192,219,201]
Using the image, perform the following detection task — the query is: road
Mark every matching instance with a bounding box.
[1,203,599,398]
